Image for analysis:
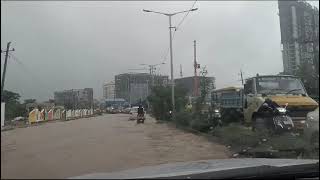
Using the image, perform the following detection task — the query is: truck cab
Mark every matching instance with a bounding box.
[243,74,318,130]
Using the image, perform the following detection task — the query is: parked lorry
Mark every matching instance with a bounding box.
[212,87,244,124]
[212,74,319,132]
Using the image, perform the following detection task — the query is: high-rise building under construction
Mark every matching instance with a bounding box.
[278,0,319,75]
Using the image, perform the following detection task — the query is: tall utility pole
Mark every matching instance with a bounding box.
[240,69,244,85]
[1,42,15,100]
[127,76,131,105]
[151,66,155,86]
[193,40,199,97]
[180,64,183,78]
[143,8,198,119]
[168,15,175,115]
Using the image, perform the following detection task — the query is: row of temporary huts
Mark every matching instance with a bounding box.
[28,108,94,124]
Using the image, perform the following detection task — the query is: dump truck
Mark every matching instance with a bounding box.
[212,74,319,132]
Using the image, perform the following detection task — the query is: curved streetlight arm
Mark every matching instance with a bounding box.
[143,8,198,16]
[140,62,165,67]
[143,9,169,16]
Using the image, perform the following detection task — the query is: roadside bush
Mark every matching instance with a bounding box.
[220,109,243,125]
[174,111,192,127]
[190,117,212,133]
[148,85,188,121]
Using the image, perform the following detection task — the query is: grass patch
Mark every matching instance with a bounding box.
[212,123,319,159]
[266,133,307,150]
[159,109,319,159]
[213,123,262,149]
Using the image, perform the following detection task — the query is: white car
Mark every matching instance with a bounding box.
[129,106,139,120]
[304,107,319,145]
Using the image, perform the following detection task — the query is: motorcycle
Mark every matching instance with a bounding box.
[260,99,294,133]
[136,114,145,124]
[213,108,222,127]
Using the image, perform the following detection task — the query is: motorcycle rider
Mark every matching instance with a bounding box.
[137,104,144,117]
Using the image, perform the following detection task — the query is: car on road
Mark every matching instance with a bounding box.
[304,107,319,145]
[124,107,131,114]
[129,106,139,120]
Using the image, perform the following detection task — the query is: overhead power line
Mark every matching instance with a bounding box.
[8,53,54,99]
[175,0,198,32]
[161,0,198,62]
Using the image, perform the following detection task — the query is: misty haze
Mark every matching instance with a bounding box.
[1,1,319,179]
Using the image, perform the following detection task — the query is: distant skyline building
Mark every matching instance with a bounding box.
[115,73,168,104]
[54,88,93,109]
[103,82,115,99]
[278,0,319,75]
[175,76,216,101]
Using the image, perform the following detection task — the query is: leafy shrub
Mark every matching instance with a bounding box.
[174,111,192,127]
[220,109,243,125]
[190,118,212,133]
[148,85,188,121]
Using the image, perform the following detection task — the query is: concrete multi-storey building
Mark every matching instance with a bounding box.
[103,82,115,99]
[54,88,93,109]
[175,76,216,101]
[278,0,319,75]
[115,73,168,104]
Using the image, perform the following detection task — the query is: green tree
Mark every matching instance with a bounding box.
[190,67,215,132]
[295,61,318,95]
[2,90,21,103]
[147,85,188,121]
[24,99,36,104]
[2,90,25,120]
[193,67,212,114]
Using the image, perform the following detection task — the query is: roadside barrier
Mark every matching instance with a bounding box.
[48,109,54,120]
[28,109,38,124]
[54,109,61,120]
[28,108,96,125]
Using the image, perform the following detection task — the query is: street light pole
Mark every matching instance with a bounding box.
[168,15,175,116]
[143,8,198,119]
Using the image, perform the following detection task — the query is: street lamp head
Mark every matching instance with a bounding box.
[191,8,198,11]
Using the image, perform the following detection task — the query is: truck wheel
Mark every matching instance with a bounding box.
[252,116,266,132]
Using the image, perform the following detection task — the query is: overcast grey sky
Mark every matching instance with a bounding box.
[1,1,319,102]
